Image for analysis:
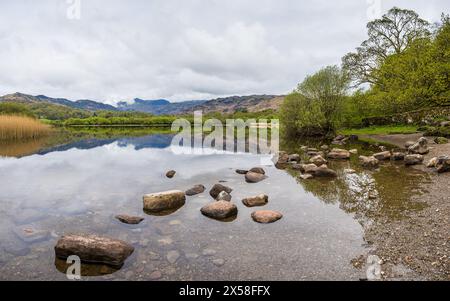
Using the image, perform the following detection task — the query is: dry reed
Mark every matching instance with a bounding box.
[0,115,51,141]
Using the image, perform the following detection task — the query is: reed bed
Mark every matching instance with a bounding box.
[0,115,51,140]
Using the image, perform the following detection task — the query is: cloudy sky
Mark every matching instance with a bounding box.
[0,0,448,104]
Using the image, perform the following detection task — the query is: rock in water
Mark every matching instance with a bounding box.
[275,152,290,169]
[200,201,238,220]
[209,184,233,199]
[249,167,266,175]
[313,166,337,178]
[392,152,405,161]
[13,226,50,244]
[54,234,134,267]
[301,163,319,174]
[216,191,232,202]
[245,172,267,183]
[251,211,283,224]
[327,148,350,160]
[373,151,391,161]
[288,154,301,163]
[115,215,144,225]
[166,170,176,178]
[405,141,415,149]
[309,155,327,167]
[235,169,248,175]
[404,154,424,166]
[242,194,269,207]
[143,190,186,213]
[185,185,206,196]
[299,174,314,180]
[359,156,379,168]
[408,137,429,155]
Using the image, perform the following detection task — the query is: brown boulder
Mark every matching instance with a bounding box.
[313,166,337,178]
[200,201,238,220]
[143,190,186,213]
[209,184,233,199]
[185,184,206,196]
[166,170,176,178]
[54,234,134,267]
[327,148,350,160]
[242,194,269,207]
[373,151,391,161]
[359,156,379,168]
[392,152,405,161]
[251,211,283,224]
[404,154,424,166]
[310,155,327,166]
[245,172,267,183]
[249,167,266,175]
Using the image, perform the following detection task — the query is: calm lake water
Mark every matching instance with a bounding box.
[0,130,431,280]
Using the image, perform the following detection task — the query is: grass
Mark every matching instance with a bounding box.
[0,115,51,141]
[339,125,419,136]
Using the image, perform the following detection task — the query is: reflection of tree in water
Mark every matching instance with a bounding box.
[291,161,431,228]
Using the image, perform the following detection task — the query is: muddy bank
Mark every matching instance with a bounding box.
[360,133,449,280]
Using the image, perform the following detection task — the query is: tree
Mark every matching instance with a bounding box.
[343,7,430,86]
[280,66,349,137]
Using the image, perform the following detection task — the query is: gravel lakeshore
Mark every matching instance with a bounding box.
[360,133,449,281]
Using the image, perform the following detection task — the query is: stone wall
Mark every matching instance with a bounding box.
[362,107,450,127]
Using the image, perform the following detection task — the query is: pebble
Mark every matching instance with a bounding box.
[212,258,225,267]
[149,270,163,280]
[167,250,180,264]
[202,248,217,256]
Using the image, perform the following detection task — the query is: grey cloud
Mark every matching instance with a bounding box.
[0,0,448,103]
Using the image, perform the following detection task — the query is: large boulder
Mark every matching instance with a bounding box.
[310,155,327,167]
[245,172,267,183]
[54,234,134,267]
[251,211,283,224]
[209,184,233,199]
[143,190,186,213]
[200,201,238,220]
[373,151,391,161]
[327,148,350,160]
[242,194,269,207]
[185,184,206,196]
[313,166,337,178]
[408,137,429,155]
[405,154,424,166]
[359,156,379,168]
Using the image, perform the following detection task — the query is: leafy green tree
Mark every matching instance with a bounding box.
[343,7,430,86]
[280,65,349,137]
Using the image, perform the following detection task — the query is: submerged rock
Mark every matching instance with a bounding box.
[242,194,269,207]
[327,148,350,160]
[373,151,391,161]
[166,250,180,264]
[235,169,249,175]
[166,170,176,178]
[115,215,144,225]
[359,156,380,168]
[54,234,134,267]
[301,163,319,174]
[200,201,238,220]
[251,210,283,224]
[404,154,424,166]
[209,184,233,199]
[245,172,267,183]
[408,137,429,155]
[275,152,290,169]
[143,190,186,213]
[216,191,232,202]
[13,226,50,244]
[313,166,337,178]
[185,184,206,196]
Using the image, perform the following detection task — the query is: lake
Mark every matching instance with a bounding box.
[0,130,430,280]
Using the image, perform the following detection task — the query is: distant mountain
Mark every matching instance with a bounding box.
[0,93,117,111]
[183,95,285,114]
[117,98,207,115]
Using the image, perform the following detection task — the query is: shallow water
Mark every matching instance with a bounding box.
[0,131,431,280]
